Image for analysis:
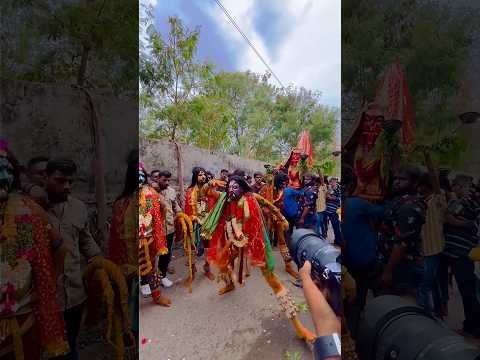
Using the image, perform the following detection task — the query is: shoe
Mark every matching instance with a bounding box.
[140,284,151,297]
[161,277,173,288]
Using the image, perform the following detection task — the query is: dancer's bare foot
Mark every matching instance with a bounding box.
[204,263,215,281]
[152,291,171,307]
[285,263,299,279]
[218,283,235,295]
[205,271,215,281]
[183,275,193,288]
[292,318,316,343]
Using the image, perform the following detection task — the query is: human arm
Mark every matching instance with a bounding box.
[299,261,341,337]
[78,204,102,261]
[299,261,341,360]
[381,204,423,287]
[424,150,441,194]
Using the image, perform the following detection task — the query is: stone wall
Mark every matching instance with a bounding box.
[1,79,138,204]
[140,138,266,188]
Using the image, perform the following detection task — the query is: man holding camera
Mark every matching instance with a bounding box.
[299,261,342,360]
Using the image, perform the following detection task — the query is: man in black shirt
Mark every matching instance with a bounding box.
[380,166,426,301]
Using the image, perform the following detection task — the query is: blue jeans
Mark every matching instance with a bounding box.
[418,254,441,314]
[316,211,326,237]
[325,211,342,246]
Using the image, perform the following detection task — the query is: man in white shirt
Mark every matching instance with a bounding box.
[152,170,180,288]
[316,174,328,237]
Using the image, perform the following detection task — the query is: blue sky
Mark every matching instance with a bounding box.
[142,0,340,108]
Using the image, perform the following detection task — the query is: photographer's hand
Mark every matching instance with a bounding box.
[299,261,340,337]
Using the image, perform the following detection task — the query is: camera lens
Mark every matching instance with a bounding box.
[290,228,340,268]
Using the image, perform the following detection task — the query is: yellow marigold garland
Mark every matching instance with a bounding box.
[253,193,289,230]
[83,257,133,360]
[175,212,195,293]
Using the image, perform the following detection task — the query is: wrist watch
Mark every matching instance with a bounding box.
[313,332,341,360]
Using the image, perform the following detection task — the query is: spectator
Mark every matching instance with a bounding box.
[342,165,384,318]
[380,166,426,303]
[443,174,480,338]
[297,173,318,231]
[157,170,180,287]
[326,177,342,246]
[316,173,328,237]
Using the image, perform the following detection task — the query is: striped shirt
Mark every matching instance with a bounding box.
[326,184,341,213]
[421,193,447,256]
[444,198,479,258]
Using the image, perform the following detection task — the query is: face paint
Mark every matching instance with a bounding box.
[197,171,207,184]
[139,170,146,187]
[0,157,14,201]
[290,151,301,166]
[228,180,243,201]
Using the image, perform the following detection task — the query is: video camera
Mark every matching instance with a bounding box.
[288,228,342,316]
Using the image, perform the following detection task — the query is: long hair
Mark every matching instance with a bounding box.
[226,175,252,194]
[1,148,21,191]
[189,166,206,188]
[118,161,144,200]
[274,172,288,190]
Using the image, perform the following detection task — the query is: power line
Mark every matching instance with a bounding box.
[212,0,285,89]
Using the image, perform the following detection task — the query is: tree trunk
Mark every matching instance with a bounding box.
[174,141,184,208]
[77,44,90,86]
[82,89,108,252]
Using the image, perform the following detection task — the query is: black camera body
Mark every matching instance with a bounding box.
[289,228,342,315]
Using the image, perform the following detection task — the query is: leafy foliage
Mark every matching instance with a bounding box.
[1,0,138,93]
[140,15,339,173]
[342,0,477,167]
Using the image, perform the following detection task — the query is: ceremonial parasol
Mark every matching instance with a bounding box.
[296,129,314,167]
[373,61,415,147]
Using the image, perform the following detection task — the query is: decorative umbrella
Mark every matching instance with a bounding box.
[373,61,415,147]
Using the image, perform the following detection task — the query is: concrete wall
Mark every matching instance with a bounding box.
[140,138,266,188]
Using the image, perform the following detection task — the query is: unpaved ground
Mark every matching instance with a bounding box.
[139,247,315,360]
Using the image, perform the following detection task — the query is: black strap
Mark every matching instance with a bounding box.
[313,334,341,359]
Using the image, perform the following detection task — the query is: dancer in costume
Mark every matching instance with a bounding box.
[200,175,315,343]
[285,148,306,190]
[259,167,298,279]
[183,167,222,285]
[138,163,171,306]
[0,141,69,359]
[109,159,142,336]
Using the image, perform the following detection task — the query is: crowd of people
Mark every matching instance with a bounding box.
[1,137,348,359]
[341,150,480,345]
[141,165,344,292]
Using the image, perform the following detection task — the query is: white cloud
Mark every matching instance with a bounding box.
[205,0,340,108]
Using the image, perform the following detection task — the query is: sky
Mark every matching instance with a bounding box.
[142,0,341,109]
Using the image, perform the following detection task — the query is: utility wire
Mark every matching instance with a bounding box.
[213,0,285,89]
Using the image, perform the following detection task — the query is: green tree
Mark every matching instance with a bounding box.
[1,0,138,92]
[140,15,213,140]
[342,0,477,167]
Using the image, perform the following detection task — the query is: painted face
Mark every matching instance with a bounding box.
[228,180,243,201]
[0,157,14,201]
[197,170,207,184]
[290,151,301,166]
[254,174,263,184]
[139,170,146,187]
